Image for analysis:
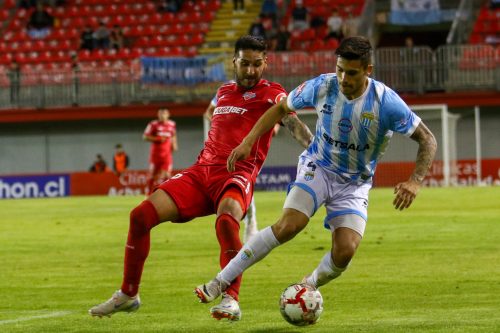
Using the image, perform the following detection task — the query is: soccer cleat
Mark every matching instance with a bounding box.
[194,277,228,303]
[301,275,317,290]
[243,219,258,243]
[210,293,241,321]
[89,290,140,317]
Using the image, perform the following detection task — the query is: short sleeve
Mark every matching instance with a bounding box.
[382,88,421,137]
[286,75,324,111]
[264,83,287,105]
[144,122,154,136]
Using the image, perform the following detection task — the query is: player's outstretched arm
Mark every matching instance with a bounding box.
[227,100,289,172]
[282,113,313,149]
[393,121,437,210]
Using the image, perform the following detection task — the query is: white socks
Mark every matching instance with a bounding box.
[308,252,346,288]
[217,227,347,289]
[218,226,280,284]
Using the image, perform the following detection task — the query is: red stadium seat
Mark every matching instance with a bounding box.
[308,39,326,52]
[460,46,496,70]
[325,38,339,50]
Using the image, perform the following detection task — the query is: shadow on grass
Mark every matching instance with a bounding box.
[248,328,303,333]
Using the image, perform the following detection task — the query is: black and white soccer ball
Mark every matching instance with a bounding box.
[279,283,323,326]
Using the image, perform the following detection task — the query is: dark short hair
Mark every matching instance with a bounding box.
[335,36,373,67]
[234,35,267,56]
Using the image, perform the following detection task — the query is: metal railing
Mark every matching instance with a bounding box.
[0,44,498,110]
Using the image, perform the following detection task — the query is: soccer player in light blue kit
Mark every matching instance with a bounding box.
[195,36,437,307]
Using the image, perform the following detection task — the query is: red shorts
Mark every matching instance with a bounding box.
[157,163,255,222]
[150,155,173,173]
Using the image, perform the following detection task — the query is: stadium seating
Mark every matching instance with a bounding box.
[469,4,500,45]
[285,0,364,52]
[0,0,220,70]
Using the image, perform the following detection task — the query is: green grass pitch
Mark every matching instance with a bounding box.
[0,187,499,332]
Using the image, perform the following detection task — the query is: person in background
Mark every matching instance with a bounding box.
[143,108,177,195]
[79,25,94,51]
[269,24,291,51]
[27,2,54,39]
[248,16,267,40]
[326,8,343,40]
[89,154,109,173]
[93,21,111,50]
[113,144,130,176]
[8,59,21,106]
[233,0,245,13]
[109,25,125,50]
[260,0,278,27]
[290,0,309,31]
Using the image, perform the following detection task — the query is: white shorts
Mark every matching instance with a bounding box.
[283,155,372,236]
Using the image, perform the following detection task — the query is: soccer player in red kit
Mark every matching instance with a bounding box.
[89,36,312,321]
[143,108,178,195]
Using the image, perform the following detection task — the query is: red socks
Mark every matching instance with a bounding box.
[120,203,242,300]
[215,213,243,301]
[121,200,160,297]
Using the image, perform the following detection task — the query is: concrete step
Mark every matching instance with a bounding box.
[211,17,255,28]
[198,46,234,55]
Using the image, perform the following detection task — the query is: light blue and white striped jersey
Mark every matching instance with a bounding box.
[287,73,421,181]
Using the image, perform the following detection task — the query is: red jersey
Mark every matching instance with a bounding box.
[144,119,176,158]
[198,79,287,175]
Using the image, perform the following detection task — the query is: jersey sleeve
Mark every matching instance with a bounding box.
[286,75,325,111]
[265,83,287,105]
[143,122,154,136]
[171,121,177,135]
[381,88,421,137]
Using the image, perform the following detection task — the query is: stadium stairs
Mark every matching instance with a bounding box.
[198,0,263,55]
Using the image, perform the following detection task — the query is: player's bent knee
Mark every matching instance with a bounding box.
[272,209,309,243]
[129,200,160,235]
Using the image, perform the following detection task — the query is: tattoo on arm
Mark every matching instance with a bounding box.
[282,114,313,149]
[410,122,437,183]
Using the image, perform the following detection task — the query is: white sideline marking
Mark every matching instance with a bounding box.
[0,311,72,325]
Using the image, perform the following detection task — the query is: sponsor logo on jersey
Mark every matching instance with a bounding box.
[360,112,374,129]
[338,118,353,133]
[304,171,315,181]
[243,91,256,100]
[320,104,333,115]
[213,106,248,116]
[322,132,370,151]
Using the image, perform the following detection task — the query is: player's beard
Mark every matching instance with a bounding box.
[235,71,259,89]
[340,84,353,95]
[340,83,362,99]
